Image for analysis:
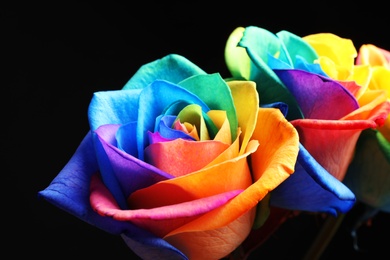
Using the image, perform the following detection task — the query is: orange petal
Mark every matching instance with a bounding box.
[250,107,299,182]
[144,138,229,177]
[166,108,298,236]
[342,89,389,122]
[129,139,257,210]
[165,209,256,260]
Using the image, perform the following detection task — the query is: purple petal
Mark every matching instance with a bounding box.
[273,69,359,120]
[94,124,173,206]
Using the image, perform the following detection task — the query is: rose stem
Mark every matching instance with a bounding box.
[302,213,345,260]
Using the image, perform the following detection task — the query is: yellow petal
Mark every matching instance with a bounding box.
[358,44,390,68]
[225,27,251,79]
[207,110,231,144]
[227,80,259,154]
[304,33,356,75]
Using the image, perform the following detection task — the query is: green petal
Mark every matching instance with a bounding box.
[122,54,206,90]
[179,73,238,141]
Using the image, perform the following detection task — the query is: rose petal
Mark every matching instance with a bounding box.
[172,119,199,140]
[122,54,207,90]
[224,26,251,80]
[356,44,390,68]
[207,110,231,144]
[227,80,259,154]
[90,173,243,237]
[179,73,238,141]
[291,119,369,180]
[127,141,258,237]
[38,132,134,233]
[137,79,210,160]
[121,232,188,260]
[303,33,357,72]
[164,107,298,236]
[225,26,303,120]
[116,121,138,157]
[156,115,196,141]
[343,88,390,125]
[176,104,210,140]
[270,144,356,215]
[165,209,255,260]
[276,30,319,65]
[128,137,255,211]
[94,124,173,206]
[145,138,229,177]
[273,69,359,120]
[88,89,142,131]
[368,67,390,141]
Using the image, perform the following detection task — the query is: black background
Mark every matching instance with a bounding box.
[4,2,390,259]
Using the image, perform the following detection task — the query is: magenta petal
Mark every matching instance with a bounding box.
[148,131,172,144]
[90,173,243,237]
[93,187,243,221]
[273,69,359,119]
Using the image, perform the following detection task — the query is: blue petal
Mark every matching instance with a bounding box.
[88,89,142,131]
[294,56,329,76]
[270,144,356,216]
[137,80,209,160]
[116,121,138,157]
[121,231,188,260]
[267,53,292,70]
[38,132,131,233]
[122,54,206,90]
[260,102,289,118]
[156,115,196,141]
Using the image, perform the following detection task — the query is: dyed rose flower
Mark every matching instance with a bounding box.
[225,26,390,214]
[342,44,390,214]
[39,54,300,259]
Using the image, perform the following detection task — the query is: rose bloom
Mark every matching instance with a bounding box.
[39,54,300,259]
[224,26,390,214]
[342,44,390,214]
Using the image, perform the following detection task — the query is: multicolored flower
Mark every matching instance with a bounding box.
[225,26,390,214]
[39,54,300,259]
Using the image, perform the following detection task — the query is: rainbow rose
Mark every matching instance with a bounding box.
[342,43,390,214]
[39,54,300,259]
[225,26,390,214]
